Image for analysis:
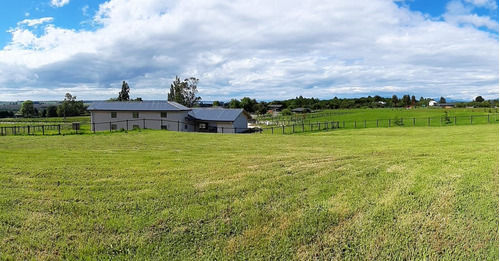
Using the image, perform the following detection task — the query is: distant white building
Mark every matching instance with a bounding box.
[87,101,251,133]
[429,100,438,106]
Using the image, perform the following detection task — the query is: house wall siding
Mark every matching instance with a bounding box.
[91,110,192,132]
[232,113,249,132]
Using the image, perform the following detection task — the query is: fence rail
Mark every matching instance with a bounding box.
[0,124,67,136]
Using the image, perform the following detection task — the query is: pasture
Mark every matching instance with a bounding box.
[0,124,498,259]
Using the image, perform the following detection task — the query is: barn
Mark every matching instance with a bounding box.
[87,101,251,133]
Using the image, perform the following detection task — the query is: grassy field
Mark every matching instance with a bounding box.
[258,108,499,134]
[0,124,498,259]
[258,108,498,124]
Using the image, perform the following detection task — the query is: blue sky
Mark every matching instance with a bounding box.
[0,0,498,101]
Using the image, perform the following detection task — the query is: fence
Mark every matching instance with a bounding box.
[90,118,255,134]
[256,111,352,126]
[257,114,498,134]
[1,114,497,136]
[0,124,68,136]
[260,121,340,134]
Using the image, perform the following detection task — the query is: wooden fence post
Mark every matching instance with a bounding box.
[389,119,391,127]
[376,119,378,127]
[93,123,96,133]
[364,120,367,128]
[470,115,473,125]
[413,118,415,126]
[27,125,30,135]
[454,116,457,124]
[428,117,430,126]
[282,125,285,134]
[110,122,112,132]
[42,125,45,135]
[58,125,61,135]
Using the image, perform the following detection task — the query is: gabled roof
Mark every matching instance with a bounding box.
[87,101,191,111]
[188,108,250,122]
[291,107,311,112]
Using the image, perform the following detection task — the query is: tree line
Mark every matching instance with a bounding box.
[16,93,87,118]
[217,95,499,114]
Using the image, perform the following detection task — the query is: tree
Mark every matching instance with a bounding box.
[168,76,185,104]
[213,101,220,107]
[167,76,201,107]
[411,95,417,105]
[439,97,446,104]
[228,98,241,109]
[118,81,130,101]
[20,100,35,118]
[240,97,257,112]
[58,93,85,118]
[475,96,484,102]
[184,77,201,107]
[391,95,399,107]
[46,105,58,117]
[402,95,411,107]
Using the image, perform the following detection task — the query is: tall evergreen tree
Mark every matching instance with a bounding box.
[118,81,130,101]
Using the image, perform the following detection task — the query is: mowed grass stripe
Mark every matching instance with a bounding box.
[0,125,497,259]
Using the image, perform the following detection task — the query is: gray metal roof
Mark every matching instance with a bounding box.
[189,108,248,122]
[87,101,191,111]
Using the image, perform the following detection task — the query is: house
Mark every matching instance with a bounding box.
[291,108,311,113]
[267,104,282,112]
[429,100,438,106]
[187,108,251,133]
[87,101,251,133]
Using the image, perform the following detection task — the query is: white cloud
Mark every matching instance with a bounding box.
[51,0,70,8]
[444,0,499,31]
[0,0,498,101]
[463,0,498,9]
[82,5,89,16]
[18,17,54,27]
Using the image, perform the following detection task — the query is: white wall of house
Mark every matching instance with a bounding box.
[90,110,193,132]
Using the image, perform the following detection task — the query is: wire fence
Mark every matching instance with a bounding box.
[0,114,497,136]
[255,111,352,125]
[258,114,498,134]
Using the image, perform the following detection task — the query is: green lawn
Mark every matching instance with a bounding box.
[0,125,498,259]
[258,108,498,125]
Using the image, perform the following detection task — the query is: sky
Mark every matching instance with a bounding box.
[0,0,498,101]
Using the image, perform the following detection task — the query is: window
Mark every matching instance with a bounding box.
[161,125,168,130]
[199,123,207,129]
[133,111,139,118]
[185,125,188,130]
[111,124,117,130]
[160,112,167,118]
[111,112,117,118]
